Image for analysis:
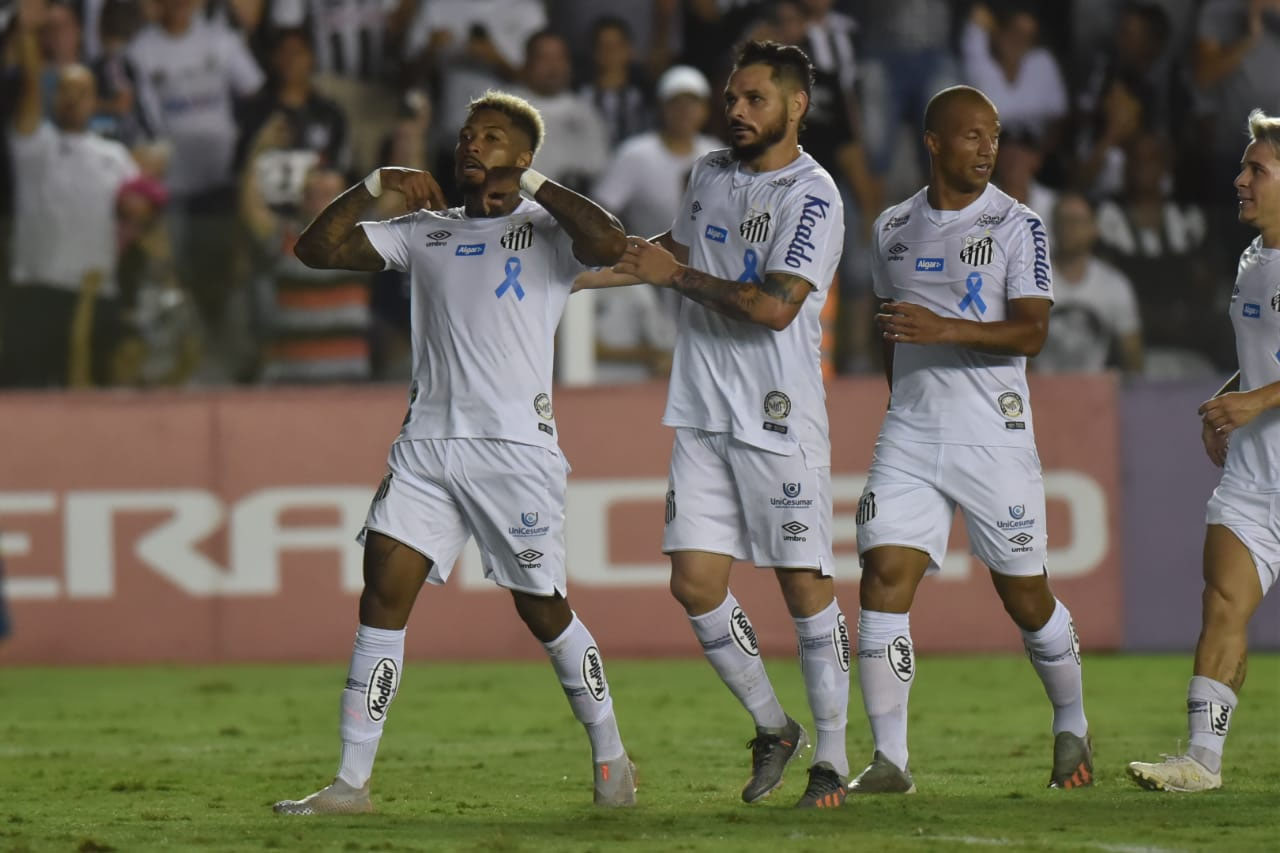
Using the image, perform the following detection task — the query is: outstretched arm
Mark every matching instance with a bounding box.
[573,232,685,291]
[294,168,447,271]
[877,297,1050,356]
[612,237,810,331]
[12,0,45,136]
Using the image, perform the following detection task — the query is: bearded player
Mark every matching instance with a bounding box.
[850,85,1092,794]
[610,40,849,808]
[273,91,639,814]
[1128,109,1280,792]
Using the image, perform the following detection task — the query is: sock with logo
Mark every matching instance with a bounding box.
[1021,599,1088,737]
[1187,675,1236,774]
[336,624,404,788]
[544,614,625,763]
[688,592,788,730]
[794,599,851,776]
[857,609,914,771]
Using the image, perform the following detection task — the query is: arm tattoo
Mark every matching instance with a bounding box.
[533,181,626,266]
[671,269,811,327]
[294,183,384,271]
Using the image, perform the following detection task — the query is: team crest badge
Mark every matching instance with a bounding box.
[501,222,533,251]
[739,209,771,243]
[960,234,994,266]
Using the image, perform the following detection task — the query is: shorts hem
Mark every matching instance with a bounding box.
[857,540,939,570]
[661,546,750,561]
[360,525,446,569]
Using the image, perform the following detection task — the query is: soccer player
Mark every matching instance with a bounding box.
[272,91,637,814]
[850,85,1092,793]
[1127,109,1280,793]
[610,41,850,808]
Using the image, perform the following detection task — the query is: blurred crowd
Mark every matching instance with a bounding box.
[0,0,1276,389]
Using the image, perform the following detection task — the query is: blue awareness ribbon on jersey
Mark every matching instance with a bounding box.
[495,257,525,301]
[737,249,761,284]
[958,271,987,315]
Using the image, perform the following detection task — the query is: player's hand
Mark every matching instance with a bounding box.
[1201,420,1229,468]
[877,300,952,345]
[378,167,448,211]
[477,165,523,216]
[1198,390,1266,437]
[613,237,680,287]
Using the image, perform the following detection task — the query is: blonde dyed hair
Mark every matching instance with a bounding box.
[1247,108,1280,159]
[467,91,545,154]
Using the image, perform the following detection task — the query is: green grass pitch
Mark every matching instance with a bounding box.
[1,654,1276,852]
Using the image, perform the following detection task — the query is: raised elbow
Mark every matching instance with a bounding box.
[584,227,628,268]
[293,238,322,269]
[1022,323,1049,357]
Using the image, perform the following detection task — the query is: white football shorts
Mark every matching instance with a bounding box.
[856,438,1048,577]
[1205,484,1279,595]
[360,438,569,596]
[662,428,834,573]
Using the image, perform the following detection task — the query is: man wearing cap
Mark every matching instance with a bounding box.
[589,65,721,382]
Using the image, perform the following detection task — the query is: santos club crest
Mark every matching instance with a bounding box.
[740,209,771,243]
[501,222,533,251]
[961,234,994,266]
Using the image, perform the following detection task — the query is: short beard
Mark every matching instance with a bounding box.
[730,114,788,162]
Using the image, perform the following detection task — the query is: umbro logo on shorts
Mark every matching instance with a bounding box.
[515,549,543,568]
[781,521,808,541]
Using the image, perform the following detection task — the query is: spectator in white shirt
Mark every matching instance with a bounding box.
[511,29,610,193]
[961,3,1068,151]
[2,0,137,387]
[1038,192,1144,374]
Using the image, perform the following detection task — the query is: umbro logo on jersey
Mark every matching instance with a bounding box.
[456,243,485,256]
[888,242,908,261]
[691,200,702,219]
[705,225,728,243]
[426,230,451,242]
[501,222,533,251]
[960,235,994,266]
[740,210,771,243]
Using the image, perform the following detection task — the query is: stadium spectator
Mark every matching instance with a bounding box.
[797,0,857,99]
[1095,130,1220,375]
[127,0,264,379]
[994,126,1058,239]
[855,0,958,178]
[110,174,202,387]
[960,3,1068,150]
[578,16,652,148]
[235,27,350,214]
[1038,192,1144,374]
[1193,0,1280,171]
[511,30,611,193]
[240,155,371,383]
[88,0,145,145]
[548,0,663,80]
[2,0,137,388]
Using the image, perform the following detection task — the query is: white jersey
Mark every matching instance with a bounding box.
[872,183,1054,447]
[361,200,584,449]
[666,148,844,465]
[1223,237,1280,493]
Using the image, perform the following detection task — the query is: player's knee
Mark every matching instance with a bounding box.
[669,571,723,615]
[858,566,909,611]
[1201,580,1252,628]
[512,591,572,643]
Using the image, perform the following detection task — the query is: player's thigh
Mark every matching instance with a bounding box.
[662,429,751,562]
[362,440,470,588]
[1204,486,1277,609]
[949,445,1047,578]
[726,438,834,575]
[448,439,570,597]
[856,439,954,574]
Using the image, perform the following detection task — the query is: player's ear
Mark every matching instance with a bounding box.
[516,150,533,169]
[923,131,941,158]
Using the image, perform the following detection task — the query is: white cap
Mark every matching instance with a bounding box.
[657,65,711,102]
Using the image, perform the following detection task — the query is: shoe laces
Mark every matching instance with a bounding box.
[804,765,844,796]
[746,732,785,770]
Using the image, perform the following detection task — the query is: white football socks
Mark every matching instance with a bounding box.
[543,614,625,763]
[336,624,404,788]
[857,609,914,772]
[1021,599,1088,737]
[1187,675,1236,774]
[794,599,851,776]
[688,593,788,730]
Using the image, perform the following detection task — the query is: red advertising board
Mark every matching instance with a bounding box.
[0,377,1122,663]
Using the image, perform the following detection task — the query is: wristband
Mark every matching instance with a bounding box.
[518,168,548,198]
[364,169,383,198]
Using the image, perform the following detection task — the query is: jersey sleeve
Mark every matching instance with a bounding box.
[761,176,844,290]
[869,209,893,300]
[669,157,700,247]
[1005,213,1054,301]
[359,213,420,273]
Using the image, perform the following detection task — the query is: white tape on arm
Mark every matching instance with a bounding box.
[363,169,383,198]
[518,168,548,199]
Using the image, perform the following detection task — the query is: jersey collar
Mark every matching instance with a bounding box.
[919,183,995,227]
